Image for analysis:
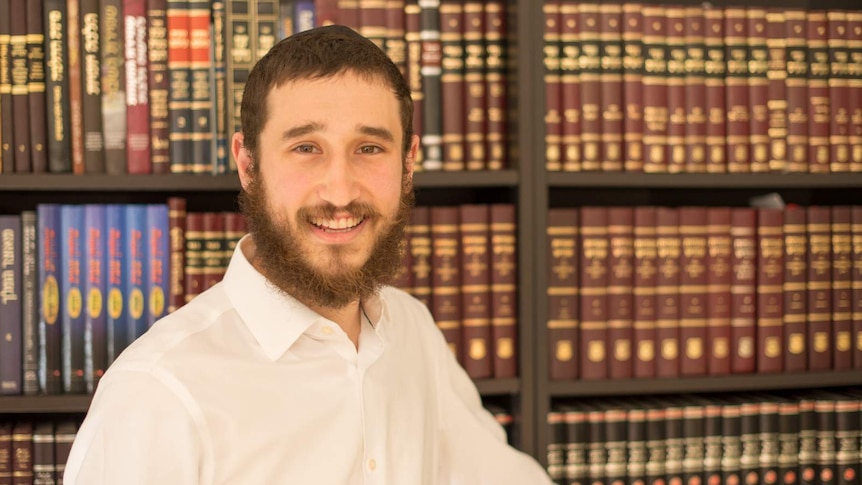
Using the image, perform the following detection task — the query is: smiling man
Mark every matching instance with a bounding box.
[63,25,551,484]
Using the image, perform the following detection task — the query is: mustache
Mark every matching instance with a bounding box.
[296,201,382,221]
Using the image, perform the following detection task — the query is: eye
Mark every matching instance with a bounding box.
[358,145,383,155]
[293,144,319,154]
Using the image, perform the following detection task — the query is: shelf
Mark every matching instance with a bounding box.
[0,395,92,414]
[547,172,862,189]
[548,370,862,397]
[0,170,519,191]
[475,378,520,395]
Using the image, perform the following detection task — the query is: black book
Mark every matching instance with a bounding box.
[587,405,607,485]
[814,397,836,485]
[798,394,818,485]
[703,399,724,485]
[33,422,55,485]
[778,400,801,485]
[645,403,666,485]
[758,395,781,485]
[740,400,762,485]
[663,400,684,485]
[721,400,743,485]
[681,399,706,485]
[564,403,589,485]
[547,407,566,484]
[626,405,648,485]
[42,0,72,173]
[603,402,628,485]
[832,395,859,485]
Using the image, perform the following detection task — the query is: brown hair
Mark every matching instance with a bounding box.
[240,25,414,164]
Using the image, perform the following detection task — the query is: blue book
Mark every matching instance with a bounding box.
[146,205,170,327]
[125,205,149,343]
[20,211,39,395]
[83,204,107,393]
[60,205,86,394]
[0,215,23,394]
[293,0,316,33]
[37,204,63,394]
[105,204,127,363]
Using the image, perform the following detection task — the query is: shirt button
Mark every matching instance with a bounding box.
[322,326,334,335]
[368,458,376,471]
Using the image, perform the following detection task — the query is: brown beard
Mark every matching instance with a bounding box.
[238,171,415,309]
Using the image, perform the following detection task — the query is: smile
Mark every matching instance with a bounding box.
[309,216,366,232]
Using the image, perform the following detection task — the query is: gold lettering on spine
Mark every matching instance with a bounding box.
[82,13,100,95]
[47,10,65,142]
[102,7,120,95]
[1,229,17,305]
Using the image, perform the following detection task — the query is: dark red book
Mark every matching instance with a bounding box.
[459,204,491,379]
[853,206,862,369]
[632,207,657,378]
[9,0,31,172]
[807,11,830,174]
[462,1,485,171]
[655,207,680,378]
[785,10,808,173]
[543,1,562,171]
[183,212,204,303]
[747,7,770,173]
[404,0,423,168]
[384,0,406,79]
[490,204,517,378]
[730,207,756,374]
[679,207,708,376]
[665,7,686,174]
[202,212,226,290]
[831,206,852,370]
[11,422,33,484]
[579,206,608,380]
[66,0,85,174]
[756,208,784,373]
[439,0,465,172]
[408,206,432,308]
[559,2,580,172]
[706,207,732,375]
[766,9,787,173]
[334,0,356,28]
[783,206,808,373]
[26,0,47,173]
[725,7,750,173]
[828,11,851,173]
[599,3,623,172]
[482,0,506,170]
[684,6,707,174]
[807,206,832,371]
[125,0,151,174]
[430,206,461,361]
[578,3,601,172]
[546,208,579,380]
[358,0,386,50]
[641,6,667,174]
[849,13,862,173]
[607,207,633,379]
[622,5,643,172]
[167,197,186,313]
[0,0,13,173]
[704,6,726,173]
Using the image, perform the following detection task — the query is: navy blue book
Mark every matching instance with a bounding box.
[83,204,108,392]
[60,205,86,393]
[105,204,127,363]
[0,215,22,394]
[125,204,149,343]
[146,204,169,328]
[37,204,63,394]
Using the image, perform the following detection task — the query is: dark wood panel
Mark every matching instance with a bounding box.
[0,395,92,414]
[548,173,862,189]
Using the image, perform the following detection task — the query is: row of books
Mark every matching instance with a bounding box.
[0,0,511,176]
[546,388,862,485]
[544,2,862,174]
[0,420,78,484]
[546,205,862,381]
[395,204,518,379]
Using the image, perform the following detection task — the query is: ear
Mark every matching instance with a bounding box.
[404,134,420,181]
[232,132,253,190]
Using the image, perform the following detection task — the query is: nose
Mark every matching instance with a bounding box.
[318,153,361,208]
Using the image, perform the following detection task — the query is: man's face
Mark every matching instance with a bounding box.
[236,72,417,309]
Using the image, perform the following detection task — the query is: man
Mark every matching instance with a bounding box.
[64,25,551,484]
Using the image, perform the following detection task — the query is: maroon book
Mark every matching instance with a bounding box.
[706,207,732,375]
[747,8,770,173]
[622,5,643,172]
[828,11,851,173]
[490,204,517,378]
[831,206,852,370]
[633,207,657,378]
[482,0,506,170]
[408,206,432,308]
[578,3,601,172]
[766,10,787,172]
[559,2,580,172]
[599,4,623,172]
[167,197,186,313]
[785,10,808,173]
[849,13,862,173]
[543,2,562,171]
[9,0,31,172]
[459,205,492,379]
[26,0,47,173]
[385,0,407,78]
[678,207,708,376]
[724,7,750,173]
[462,2,485,171]
[404,1,423,167]
[704,6,727,173]
[665,8,686,174]
[430,206,462,362]
[334,0,357,28]
[0,0,12,173]
[547,208,579,380]
[201,212,226,290]
[641,6,668,173]
[439,0,465,172]
[579,206,608,380]
[853,206,862,369]
[783,206,807,372]
[184,212,204,303]
[358,0,386,50]
[607,207,633,379]
[125,0,151,174]
[807,11,830,173]
[730,207,756,374]
[655,207,680,378]
[684,6,707,174]
[807,206,832,371]
[756,208,784,373]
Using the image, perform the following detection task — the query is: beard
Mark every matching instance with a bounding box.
[238,171,415,310]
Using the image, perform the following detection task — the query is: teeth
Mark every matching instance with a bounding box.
[311,216,363,230]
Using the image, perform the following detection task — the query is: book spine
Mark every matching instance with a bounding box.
[9,0,31,172]
[384,0,406,77]
[332,0,354,28]
[739,401,761,485]
[578,3,601,172]
[622,4,643,173]
[255,0,278,59]
[655,207,680,378]
[831,207,853,370]
[559,2,580,172]
[11,422,33,484]
[482,1,505,170]
[546,409,566,483]
[756,208,785,374]
[37,204,63,395]
[225,0,253,172]
[748,8,770,173]
[725,7,750,174]
[462,1,484,171]
[664,404,684,485]
[439,0,464,172]
[43,0,72,173]
[828,12,850,173]
[703,402,724,485]
[853,206,862,369]
[543,2,561,172]
[807,11,830,174]
[778,401,800,485]
[607,207,633,379]
[785,10,808,173]
[730,207,756,374]
[124,0,150,174]
[807,206,832,371]
[146,205,169,328]
[682,403,706,485]
[408,206,431,308]
[798,397,817,485]
[211,0,227,174]
[125,205,148,343]
[31,422,54,485]
[759,399,781,485]
[20,212,39,395]
[604,407,627,485]
[579,206,608,380]
[83,204,107,393]
[167,197,186,313]
[293,0,315,33]
[565,404,589,485]
[201,211,225,290]
[26,0,47,173]
[706,207,732,375]
[626,407,648,485]
[0,0,13,172]
[645,406,667,485]
[834,398,860,485]
[188,0,212,173]
[167,0,190,172]
[430,206,461,361]
[147,0,169,173]
[684,6,707,174]
[60,205,86,394]
[784,207,808,372]
[490,204,517,378]
[66,0,85,174]
[704,6,726,173]
[105,204,127,363]
[183,211,204,302]
[53,421,77,481]
[814,399,836,485]
[418,0,442,170]
[641,6,667,174]
[404,0,423,168]
[665,8,686,174]
[101,0,125,175]
[599,4,623,172]
[0,216,22,394]
[547,208,579,381]
[766,10,787,173]
[81,0,105,173]
[358,0,387,50]
[459,204,491,379]
[633,206,657,378]
[586,408,607,485]
[849,13,862,172]
[679,207,708,376]
[222,212,245,266]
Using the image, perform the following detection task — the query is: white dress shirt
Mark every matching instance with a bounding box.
[64,237,552,484]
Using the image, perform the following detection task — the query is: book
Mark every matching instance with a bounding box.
[655,207,680,378]
[784,206,808,373]
[766,10,787,172]
[564,404,589,484]
[828,11,851,173]
[678,206,707,376]
[11,421,33,484]
[60,204,86,394]
[645,405,667,485]
[641,6,667,173]
[167,197,186,313]
[80,0,104,173]
[807,11,830,173]
[739,400,761,485]
[579,207,608,380]
[665,7,686,174]
[66,0,85,174]
[125,205,149,343]
[0,215,22,394]
[632,207,657,378]
[101,0,125,175]
[408,206,432,308]
[578,3,601,172]
[404,0,423,168]
[482,0,506,170]
[418,0,442,170]
[546,408,566,482]
[53,421,77,482]
[747,7,770,173]
[32,422,55,485]
[785,10,808,173]
[225,0,254,172]
[489,204,517,378]
[183,212,204,302]
[725,7,750,173]
[147,0,170,173]
[849,13,862,173]
[10,0,31,172]
[462,1,484,171]
[83,204,107,393]
[21,212,39,395]
[430,206,461,361]
[211,0,228,174]
[704,5,726,173]
[146,205,169,329]
[852,206,862,369]
[756,208,784,374]
[684,6,707,174]
[806,206,832,371]
[166,0,190,172]
[730,207,756,374]
[606,207,633,379]
[37,204,63,394]
[599,4,623,172]
[439,0,465,172]
[201,212,225,290]
[188,0,212,174]
[622,4,643,172]
[0,0,13,172]
[43,0,73,173]
[458,204,491,379]
[559,1,580,172]
[105,204,127,363]
[547,208,578,380]
[26,0,48,173]
[831,206,853,370]
[706,207,732,375]
[125,0,151,174]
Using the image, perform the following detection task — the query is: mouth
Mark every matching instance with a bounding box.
[309,216,366,233]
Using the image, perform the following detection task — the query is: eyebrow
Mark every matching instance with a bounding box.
[279,123,395,144]
[358,125,395,143]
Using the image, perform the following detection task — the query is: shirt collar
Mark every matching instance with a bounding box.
[223,235,392,361]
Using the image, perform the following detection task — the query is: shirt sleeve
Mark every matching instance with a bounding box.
[433,328,553,485]
[63,368,207,485]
